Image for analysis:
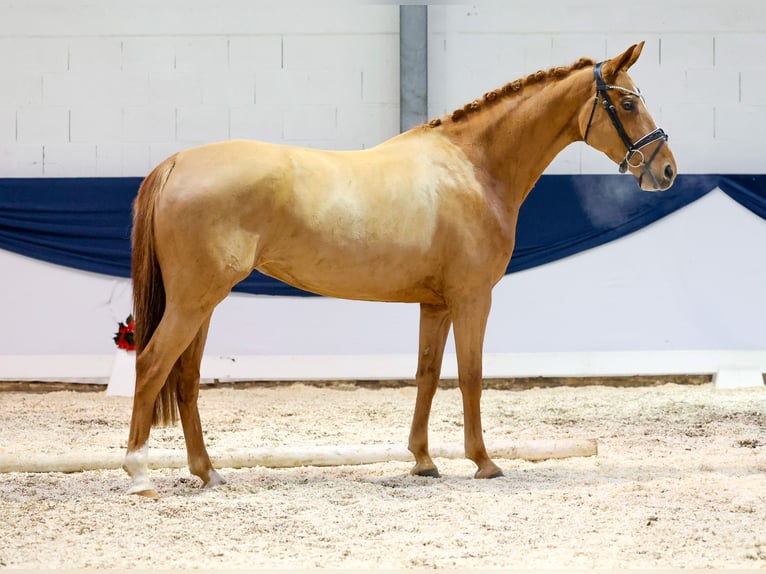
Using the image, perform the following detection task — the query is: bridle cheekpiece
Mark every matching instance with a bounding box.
[583,61,668,182]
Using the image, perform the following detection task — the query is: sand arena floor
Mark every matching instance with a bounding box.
[0,381,765,569]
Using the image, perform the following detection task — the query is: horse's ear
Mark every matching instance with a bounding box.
[602,41,645,81]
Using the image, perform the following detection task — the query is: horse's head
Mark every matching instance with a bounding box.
[581,42,676,191]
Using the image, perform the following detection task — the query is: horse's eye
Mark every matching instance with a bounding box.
[622,99,635,112]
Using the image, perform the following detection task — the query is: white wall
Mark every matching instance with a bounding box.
[6,0,763,177]
[0,0,400,176]
[428,1,766,175]
[1,1,765,379]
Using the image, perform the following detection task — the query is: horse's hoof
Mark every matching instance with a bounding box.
[411,466,441,478]
[127,476,158,497]
[133,488,159,498]
[203,470,227,489]
[474,467,504,479]
[127,484,159,498]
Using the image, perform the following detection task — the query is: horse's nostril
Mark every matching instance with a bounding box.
[664,164,675,181]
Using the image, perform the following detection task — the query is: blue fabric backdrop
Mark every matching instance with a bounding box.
[0,174,764,296]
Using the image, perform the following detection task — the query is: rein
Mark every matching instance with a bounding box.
[583,62,668,186]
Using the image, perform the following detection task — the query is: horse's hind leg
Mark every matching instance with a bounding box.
[408,303,451,477]
[174,314,225,488]
[124,303,211,496]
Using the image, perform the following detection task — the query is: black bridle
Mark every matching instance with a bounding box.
[584,61,668,186]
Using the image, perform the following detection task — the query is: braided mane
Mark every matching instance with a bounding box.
[428,57,595,127]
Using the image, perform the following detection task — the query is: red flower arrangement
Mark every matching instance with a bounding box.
[113,314,136,351]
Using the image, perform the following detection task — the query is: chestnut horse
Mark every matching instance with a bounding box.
[124,42,676,496]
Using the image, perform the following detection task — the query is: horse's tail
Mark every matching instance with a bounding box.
[132,154,178,427]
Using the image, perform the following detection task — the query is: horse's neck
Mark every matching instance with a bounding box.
[444,69,592,205]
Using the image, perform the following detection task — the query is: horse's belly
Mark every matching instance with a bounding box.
[253,181,448,301]
[256,252,443,304]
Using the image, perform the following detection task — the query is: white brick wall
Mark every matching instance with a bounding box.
[0,0,764,177]
[176,106,230,143]
[121,38,176,74]
[95,143,149,176]
[122,106,175,143]
[230,105,283,143]
[228,36,283,72]
[0,38,68,74]
[17,107,69,144]
[428,0,766,175]
[0,109,16,144]
[660,35,714,69]
[70,107,123,143]
[43,143,96,177]
[0,0,399,176]
[68,38,123,73]
[0,144,42,177]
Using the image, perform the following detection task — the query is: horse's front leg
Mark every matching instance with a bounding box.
[176,315,225,488]
[408,303,452,477]
[450,292,503,479]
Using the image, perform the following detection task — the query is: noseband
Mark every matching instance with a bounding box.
[583,62,668,185]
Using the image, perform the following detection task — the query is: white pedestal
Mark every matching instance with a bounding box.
[106,349,136,397]
[714,369,764,389]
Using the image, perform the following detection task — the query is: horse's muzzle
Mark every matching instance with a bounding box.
[639,160,676,191]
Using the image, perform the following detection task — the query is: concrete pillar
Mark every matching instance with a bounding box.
[399,5,428,132]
